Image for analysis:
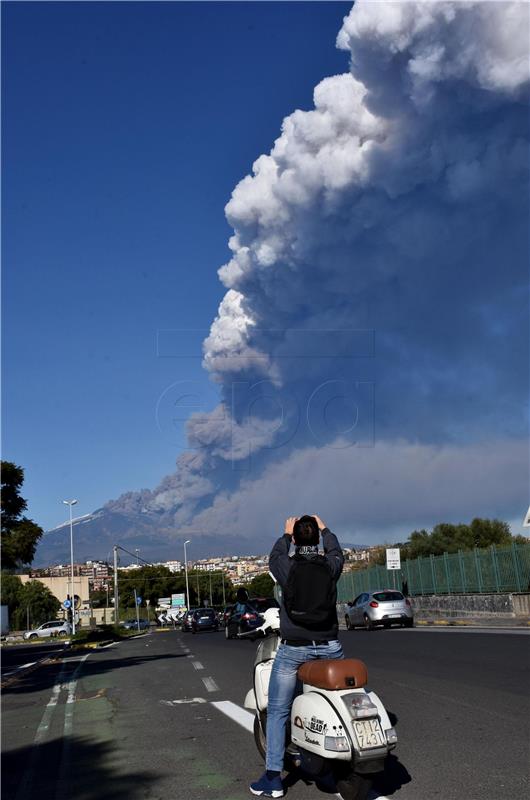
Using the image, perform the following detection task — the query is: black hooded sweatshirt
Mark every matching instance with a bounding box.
[269,528,344,641]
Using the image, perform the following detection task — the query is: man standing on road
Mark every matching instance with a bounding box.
[250,514,344,798]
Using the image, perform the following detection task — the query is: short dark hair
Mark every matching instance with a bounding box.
[293,515,319,546]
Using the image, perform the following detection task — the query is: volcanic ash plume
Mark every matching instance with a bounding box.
[108,1,529,539]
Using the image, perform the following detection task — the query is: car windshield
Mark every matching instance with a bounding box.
[197,610,215,617]
[372,591,404,602]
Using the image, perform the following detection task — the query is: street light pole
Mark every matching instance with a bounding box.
[63,499,78,635]
[184,540,191,610]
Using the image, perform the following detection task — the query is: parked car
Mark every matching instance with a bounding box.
[225,597,279,640]
[191,608,219,634]
[120,618,151,631]
[345,590,413,631]
[24,620,72,640]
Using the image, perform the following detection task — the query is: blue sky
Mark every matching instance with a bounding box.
[2,1,352,530]
[4,2,529,548]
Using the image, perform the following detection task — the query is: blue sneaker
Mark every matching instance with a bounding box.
[249,772,284,798]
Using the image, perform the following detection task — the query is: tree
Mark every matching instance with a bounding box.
[90,589,109,608]
[375,518,517,562]
[1,573,23,618]
[248,572,274,597]
[1,462,43,568]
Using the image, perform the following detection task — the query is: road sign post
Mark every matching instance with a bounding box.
[134,589,141,633]
[386,548,401,590]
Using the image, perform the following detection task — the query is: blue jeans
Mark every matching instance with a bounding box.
[265,639,344,771]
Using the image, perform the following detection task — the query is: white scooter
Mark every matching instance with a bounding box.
[242,607,397,800]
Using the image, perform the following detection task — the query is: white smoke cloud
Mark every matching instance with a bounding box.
[108,1,529,539]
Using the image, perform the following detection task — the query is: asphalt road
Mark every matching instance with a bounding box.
[1,627,529,800]
[1,640,70,676]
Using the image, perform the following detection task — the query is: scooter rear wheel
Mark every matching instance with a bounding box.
[253,714,267,761]
[335,770,373,800]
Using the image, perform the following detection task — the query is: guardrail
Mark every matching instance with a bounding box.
[337,542,530,601]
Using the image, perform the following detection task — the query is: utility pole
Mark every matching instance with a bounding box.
[113,546,119,625]
[196,571,200,606]
[184,540,191,610]
[63,499,78,635]
[221,572,226,607]
[209,573,213,607]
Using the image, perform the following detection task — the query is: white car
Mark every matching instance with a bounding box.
[24,620,72,640]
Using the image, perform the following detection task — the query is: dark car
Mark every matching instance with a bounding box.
[191,608,219,634]
[225,597,279,640]
[182,608,200,632]
[120,618,151,631]
[220,604,235,627]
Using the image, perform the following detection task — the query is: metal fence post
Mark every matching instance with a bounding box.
[430,554,436,593]
[350,570,355,598]
[474,548,483,593]
[458,550,466,593]
[418,557,424,596]
[443,553,451,594]
[491,545,501,592]
[512,542,523,593]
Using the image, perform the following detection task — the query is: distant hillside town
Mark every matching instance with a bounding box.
[28,545,374,590]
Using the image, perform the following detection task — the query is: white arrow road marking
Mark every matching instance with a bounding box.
[160,698,207,705]
[202,676,220,692]
[192,661,204,670]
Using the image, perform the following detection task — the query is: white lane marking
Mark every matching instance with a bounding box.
[192,661,204,670]
[202,676,220,693]
[16,661,37,671]
[14,660,69,800]
[3,659,46,678]
[210,700,254,733]
[54,654,90,800]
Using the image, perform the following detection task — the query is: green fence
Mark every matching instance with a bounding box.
[337,543,530,602]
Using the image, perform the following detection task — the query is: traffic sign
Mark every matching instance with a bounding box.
[136,596,142,605]
[62,599,72,610]
[171,593,185,607]
[386,548,401,570]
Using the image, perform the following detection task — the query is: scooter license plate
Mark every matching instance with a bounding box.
[353,719,385,749]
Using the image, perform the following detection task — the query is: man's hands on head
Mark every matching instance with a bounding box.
[312,515,327,531]
[284,517,298,536]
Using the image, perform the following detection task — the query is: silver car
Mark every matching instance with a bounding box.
[345,590,413,631]
[24,620,72,640]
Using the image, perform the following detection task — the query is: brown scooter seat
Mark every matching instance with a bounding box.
[297,658,368,690]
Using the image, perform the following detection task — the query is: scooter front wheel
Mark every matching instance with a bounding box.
[335,770,373,800]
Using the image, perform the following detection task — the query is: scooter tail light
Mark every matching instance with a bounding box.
[347,694,378,719]
[324,736,350,752]
[369,601,379,608]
